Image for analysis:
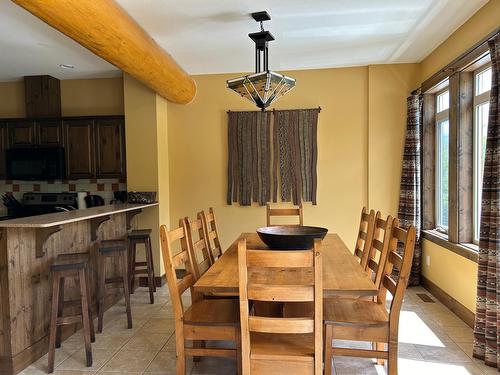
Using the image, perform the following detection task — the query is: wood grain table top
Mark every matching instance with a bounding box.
[0,203,158,228]
[193,232,378,297]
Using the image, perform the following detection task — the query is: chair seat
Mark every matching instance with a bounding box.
[99,239,127,253]
[128,229,152,239]
[183,299,239,326]
[250,332,314,361]
[323,297,389,326]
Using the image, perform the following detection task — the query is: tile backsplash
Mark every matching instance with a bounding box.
[0,178,127,215]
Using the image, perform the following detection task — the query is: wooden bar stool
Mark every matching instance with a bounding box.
[48,253,95,373]
[97,239,132,333]
[128,229,156,304]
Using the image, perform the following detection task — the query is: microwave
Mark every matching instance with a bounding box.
[6,147,65,180]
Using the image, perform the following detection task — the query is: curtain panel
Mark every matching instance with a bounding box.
[394,94,423,286]
[473,34,500,368]
[227,108,319,206]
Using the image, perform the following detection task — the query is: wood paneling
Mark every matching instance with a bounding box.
[12,0,196,104]
[0,212,131,374]
[95,118,126,178]
[63,119,95,179]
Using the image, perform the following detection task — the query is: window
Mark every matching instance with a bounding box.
[473,65,492,243]
[435,89,450,231]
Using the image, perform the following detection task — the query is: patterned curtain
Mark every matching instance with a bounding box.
[473,34,500,368]
[395,94,422,286]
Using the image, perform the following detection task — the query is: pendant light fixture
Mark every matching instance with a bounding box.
[226,11,296,111]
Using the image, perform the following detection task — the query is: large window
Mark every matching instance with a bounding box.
[473,65,492,243]
[435,89,449,232]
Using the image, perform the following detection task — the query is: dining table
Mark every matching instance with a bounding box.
[193,232,378,297]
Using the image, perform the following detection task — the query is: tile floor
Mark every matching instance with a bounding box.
[20,285,496,375]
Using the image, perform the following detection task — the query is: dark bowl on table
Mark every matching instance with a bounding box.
[256,225,328,250]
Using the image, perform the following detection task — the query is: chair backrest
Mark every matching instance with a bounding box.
[238,238,322,374]
[353,207,378,269]
[266,202,304,226]
[378,219,416,325]
[184,214,213,279]
[200,207,223,262]
[159,220,199,323]
[366,215,394,289]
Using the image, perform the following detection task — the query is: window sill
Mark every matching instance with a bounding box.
[421,230,479,263]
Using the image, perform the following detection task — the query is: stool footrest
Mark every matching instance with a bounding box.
[62,299,83,308]
[57,315,82,325]
[134,261,148,267]
[105,277,125,284]
[134,269,148,275]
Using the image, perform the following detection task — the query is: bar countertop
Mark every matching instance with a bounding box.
[0,203,158,228]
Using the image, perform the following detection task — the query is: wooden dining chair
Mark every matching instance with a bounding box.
[366,215,394,291]
[200,207,223,262]
[266,202,304,226]
[238,238,323,375]
[160,221,241,375]
[323,219,416,375]
[353,207,378,269]
[184,214,213,279]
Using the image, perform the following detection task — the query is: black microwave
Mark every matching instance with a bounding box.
[6,147,65,180]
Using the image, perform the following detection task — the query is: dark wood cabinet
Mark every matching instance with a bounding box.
[95,118,126,178]
[38,120,62,146]
[8,121,36,147]
[0,123,7,178]
[63,119,96,179]
[24,75,61,118]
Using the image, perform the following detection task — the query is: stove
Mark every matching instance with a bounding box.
[2,192,78,219]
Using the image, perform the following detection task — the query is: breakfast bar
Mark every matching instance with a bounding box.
[0,203,157,374]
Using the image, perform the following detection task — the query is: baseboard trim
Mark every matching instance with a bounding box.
[138,275,166,288]
[421,275,475,328]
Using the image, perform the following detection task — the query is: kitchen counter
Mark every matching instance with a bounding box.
[0,203,158,228]
[0,201,157,374]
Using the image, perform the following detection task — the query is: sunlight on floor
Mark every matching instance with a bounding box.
[399,358,478,375]
[398,311,445,347]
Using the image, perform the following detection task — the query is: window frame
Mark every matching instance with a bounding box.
[472,63,492,244]
[435,88,450,233]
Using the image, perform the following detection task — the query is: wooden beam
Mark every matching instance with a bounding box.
[12,0,196,104]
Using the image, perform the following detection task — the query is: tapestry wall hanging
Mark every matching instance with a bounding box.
[227,108,320,206]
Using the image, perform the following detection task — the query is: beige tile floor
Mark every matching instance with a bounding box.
[20,285,497,375]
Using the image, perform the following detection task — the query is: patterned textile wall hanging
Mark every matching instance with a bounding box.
[227,108,320,206]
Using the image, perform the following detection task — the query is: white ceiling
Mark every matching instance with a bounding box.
[0,0,488,80]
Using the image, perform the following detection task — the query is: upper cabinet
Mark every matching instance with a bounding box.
[8,120,37,147]
[0,123,7,178]
[95,118,126,178]
[38,120,63,146]
[63,119,96,180]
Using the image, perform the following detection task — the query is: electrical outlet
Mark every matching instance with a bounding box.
[426,255,431,267]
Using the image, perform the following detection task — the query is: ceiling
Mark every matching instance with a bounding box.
[0,0,488,80]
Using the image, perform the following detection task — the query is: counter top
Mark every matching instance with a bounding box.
[0,203,158,228]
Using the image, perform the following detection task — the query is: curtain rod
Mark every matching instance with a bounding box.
[227,106,321,114]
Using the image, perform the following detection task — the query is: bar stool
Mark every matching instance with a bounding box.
[48,253,95,373]
[97,239,132,333]
[128,229,156,304]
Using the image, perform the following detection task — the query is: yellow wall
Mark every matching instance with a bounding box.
[0,77,124,117]
[123,74,169,275]
[418,0,500,314]
[167,65,419,252]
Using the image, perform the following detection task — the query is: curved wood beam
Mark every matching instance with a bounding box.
[12,0,196,104]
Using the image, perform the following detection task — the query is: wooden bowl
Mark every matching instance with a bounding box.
[256,225,328,250]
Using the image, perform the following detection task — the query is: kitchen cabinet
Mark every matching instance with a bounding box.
[63,119,95,179]
[0,123,7,178]
[95,118,126,178]
[8,120,36,147]
[37,120,62,146]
